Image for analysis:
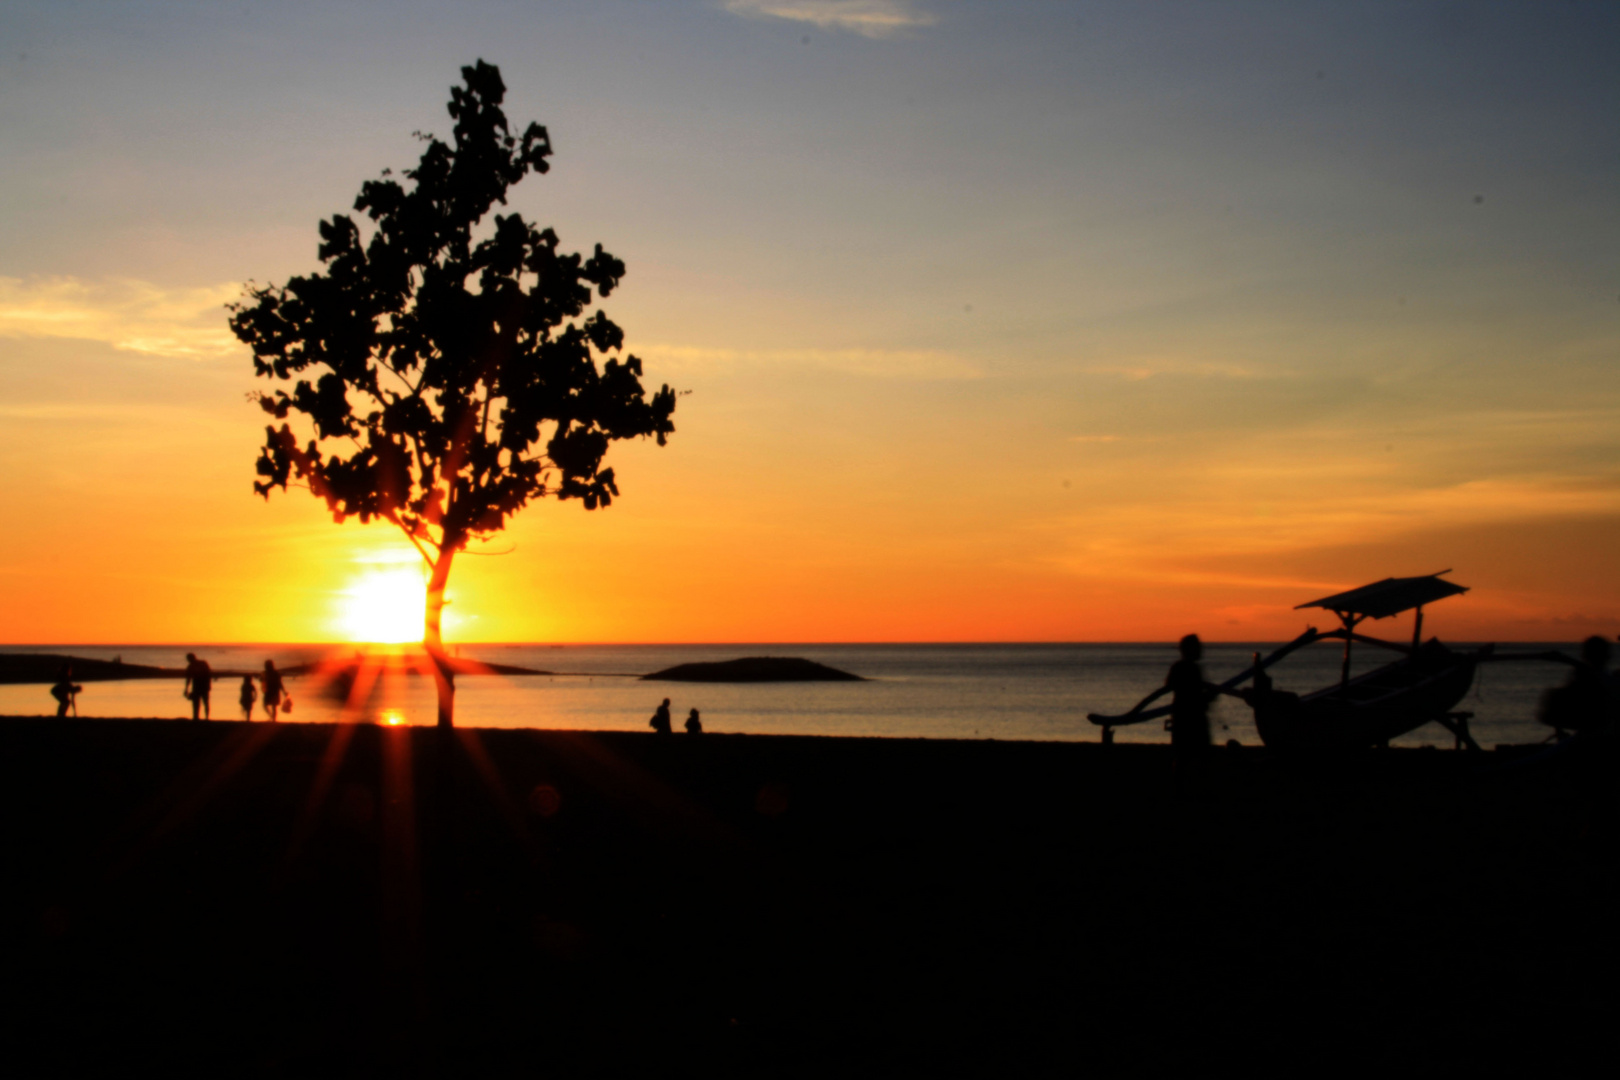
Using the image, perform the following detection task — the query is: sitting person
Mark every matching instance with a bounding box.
[1537,635,1612,735]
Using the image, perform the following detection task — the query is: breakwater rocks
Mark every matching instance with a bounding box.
[0,653,179,684]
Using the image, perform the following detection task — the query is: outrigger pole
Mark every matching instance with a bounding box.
[1086,626,1325,740]
[1087,572,1473,744]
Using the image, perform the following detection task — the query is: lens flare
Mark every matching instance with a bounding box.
[338,568,426,644]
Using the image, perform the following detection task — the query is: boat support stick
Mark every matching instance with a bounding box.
[1087,627,1324,728]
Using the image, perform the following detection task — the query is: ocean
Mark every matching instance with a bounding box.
[0,641,1578,748]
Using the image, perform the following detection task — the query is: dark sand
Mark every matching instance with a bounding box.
[1,717,1614,1075]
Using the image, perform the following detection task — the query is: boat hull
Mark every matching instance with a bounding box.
[1251,647,1476,752]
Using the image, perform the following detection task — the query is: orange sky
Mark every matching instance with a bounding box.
[1,3,1617,644]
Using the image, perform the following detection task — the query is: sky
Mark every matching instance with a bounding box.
[0,0,1616,644]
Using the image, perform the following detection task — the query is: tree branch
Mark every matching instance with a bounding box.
[395,519,441,570]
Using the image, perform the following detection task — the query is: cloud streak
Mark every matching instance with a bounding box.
[1055,474,1620,588]
[640,341,979,380]
[721,0,936,38]
[0,276,241,359]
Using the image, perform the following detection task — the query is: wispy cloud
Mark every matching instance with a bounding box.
[721,0,937,38]
[0,275,240,359]
[0,403,156,421]
[640,342,979,380]
[1054,474,1620,588]
[1084,356,1271,382]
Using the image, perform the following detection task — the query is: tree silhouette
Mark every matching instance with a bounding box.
[230,61,675,727]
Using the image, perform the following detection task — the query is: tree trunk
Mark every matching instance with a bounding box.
[423,548,457,728]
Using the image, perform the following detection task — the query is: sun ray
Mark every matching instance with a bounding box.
[456,728,532,846]
[283,721,357,865]
[379,726,427,1014]
[110,725,280,878]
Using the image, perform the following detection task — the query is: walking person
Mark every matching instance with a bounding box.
[649,698,672,735]
[260,659,287,722]
[183,652,213,721]
[239,675,258,722]
[50,664,81,718]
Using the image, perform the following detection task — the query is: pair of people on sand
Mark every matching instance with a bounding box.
[184,655,287,722]
[240,660,288,722]
[649,698,702,735]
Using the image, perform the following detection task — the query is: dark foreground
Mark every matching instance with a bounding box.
[1,719,1615,1076]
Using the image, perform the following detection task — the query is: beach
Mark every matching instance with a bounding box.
[0,641,1576,746]
[3,716,1614,1074]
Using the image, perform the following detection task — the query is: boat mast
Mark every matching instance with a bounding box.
[1336,609,1361,685]
[1412,605,1424,649]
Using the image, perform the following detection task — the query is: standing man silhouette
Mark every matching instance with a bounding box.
[260,659,286,722]
[184,652,213,721]
[1165,634,1214,761]
[649,698,672,735]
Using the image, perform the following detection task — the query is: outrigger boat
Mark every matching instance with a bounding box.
[1088,572,1525,752]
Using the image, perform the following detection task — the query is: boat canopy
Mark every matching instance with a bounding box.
[1296,572,1468,621]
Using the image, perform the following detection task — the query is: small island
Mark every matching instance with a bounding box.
[641,656,864,683]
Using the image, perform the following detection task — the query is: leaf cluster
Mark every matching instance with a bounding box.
[229,60,675,560]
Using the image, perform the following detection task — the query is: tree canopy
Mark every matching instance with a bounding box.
[229,60,675,723]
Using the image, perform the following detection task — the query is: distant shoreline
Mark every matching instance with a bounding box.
[4,650,873,685]
[0,640,1592,649]
[0,652,552,685]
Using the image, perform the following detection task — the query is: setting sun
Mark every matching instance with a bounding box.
[339,568,427,644]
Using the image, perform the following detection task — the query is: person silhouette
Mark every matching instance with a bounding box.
[685,707,703,735]
[239,675,258,721]
[1539,635,1611,735]
[50,664,81,718]
[260,659,286,722]
[183,652,213,721]
[1165,634,1214,760]
[649,698,672,735]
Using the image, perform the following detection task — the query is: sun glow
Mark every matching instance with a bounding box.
[339,568,427,644]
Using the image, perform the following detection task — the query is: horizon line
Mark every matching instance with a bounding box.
[1,637,1602,649]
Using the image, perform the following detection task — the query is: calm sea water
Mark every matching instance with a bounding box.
[0,642,1578,748]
